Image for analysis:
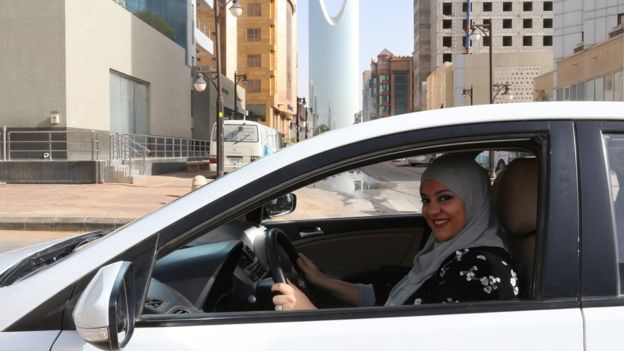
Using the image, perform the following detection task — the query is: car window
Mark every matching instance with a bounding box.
[603,133,624,292]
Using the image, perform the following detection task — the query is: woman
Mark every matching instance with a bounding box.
[272,155,519,310]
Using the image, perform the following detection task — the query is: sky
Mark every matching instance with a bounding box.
[297,0,414,104]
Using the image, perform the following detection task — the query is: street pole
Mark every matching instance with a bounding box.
[214,1,224,178]
[488,18,493,104]
[234,70,238,120]
[296,99,300,143]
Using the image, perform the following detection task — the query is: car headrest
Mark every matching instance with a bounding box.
[493,158,538,237]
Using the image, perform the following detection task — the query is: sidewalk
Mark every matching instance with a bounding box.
[0,171,213,231]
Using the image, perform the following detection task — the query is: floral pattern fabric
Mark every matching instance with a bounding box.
[409,246,519,304]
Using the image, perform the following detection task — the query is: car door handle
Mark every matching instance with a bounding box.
[299,227,324,238]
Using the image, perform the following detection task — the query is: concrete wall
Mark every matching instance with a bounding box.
[0,0,67,129]
[65,0,192,137]
[0,0,193,138]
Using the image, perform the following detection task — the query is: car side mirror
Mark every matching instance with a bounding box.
[264,193,297,218]
[73,261,136,351]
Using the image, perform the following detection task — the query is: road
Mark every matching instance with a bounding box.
[0,160,427,253]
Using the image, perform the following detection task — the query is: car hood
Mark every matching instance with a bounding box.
[0,236,78,277]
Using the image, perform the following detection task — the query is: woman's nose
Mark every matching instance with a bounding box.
[425,201,441,215]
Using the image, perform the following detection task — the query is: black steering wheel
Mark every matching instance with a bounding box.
[265,228,313,297]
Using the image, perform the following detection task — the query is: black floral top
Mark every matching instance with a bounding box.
[409,246,519,304]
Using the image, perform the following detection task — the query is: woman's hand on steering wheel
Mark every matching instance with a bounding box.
[272,280,317,311]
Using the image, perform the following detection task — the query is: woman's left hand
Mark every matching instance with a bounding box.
[271,281,317,311]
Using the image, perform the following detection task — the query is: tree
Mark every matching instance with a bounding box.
[136,12,174,40]
[314,124,330,135]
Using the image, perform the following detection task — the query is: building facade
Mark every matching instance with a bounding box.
[544,1,624,102]
[368,50,414,119]
[415,0,555,109]
[0,0,192,138]
[236,0,297,138]
[309,0,359,131]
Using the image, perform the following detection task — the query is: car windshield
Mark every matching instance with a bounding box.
[0,228,114,287]
[213,125,259,143]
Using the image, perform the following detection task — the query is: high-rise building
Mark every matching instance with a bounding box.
[413,0,431,111]
[309,0,359,132]
[368,50,414,119]
[414,0,555,108]
[362,70,373,122]
[236,0,298,138]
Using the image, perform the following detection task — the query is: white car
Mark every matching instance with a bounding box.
[2,102,624,351]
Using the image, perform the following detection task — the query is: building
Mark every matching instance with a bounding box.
[0,0,192,139]
[415,0,555,109]
[539,2,624,102]
[236,0,297,138]
[413,0,431,111]
[362,70,373,122]
[309,0,359,132]
[368,50,414,118]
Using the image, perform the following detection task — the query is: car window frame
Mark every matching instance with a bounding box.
[130,119,581,328]
[576,121,624,305]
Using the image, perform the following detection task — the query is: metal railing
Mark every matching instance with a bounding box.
[4,130,100,161]
[115,133,210,159]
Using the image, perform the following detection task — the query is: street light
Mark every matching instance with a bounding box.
[493,83,514,101]
[296,97,306,142]
[469,19,494,103]
[193,0,243,178]
[233,71,247,120]
[462,85,473,105]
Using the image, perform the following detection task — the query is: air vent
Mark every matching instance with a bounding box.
[145,298,165,309]
[169,306,191,314]
[610,25,624,38]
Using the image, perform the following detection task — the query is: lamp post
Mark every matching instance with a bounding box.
[462,86,473,105]
[233,71,247,120]
[192,0,243,178]
[469,19,493,103]
[296,97,306,143]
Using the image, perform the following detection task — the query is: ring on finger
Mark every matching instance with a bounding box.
[275,304,283,311]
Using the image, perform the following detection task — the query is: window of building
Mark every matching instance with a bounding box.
[110,71,148,135]
[483,18,491,26]
[523,2,533,11]
[247,54,261,67]
[462,2,472,12]
[523,19,533,28]
[443,36,452,47]
[483,2,492,11]
[462,19,468,30]
[443,2,452,16]
[523,36,533,46]
[543,18,553,28]
[442,53,452,63]
[393,72,409,115]
[503,36,512,46]
[483,36,490,47]
[247,3,261,16]
[247,79,261,93]
[503,2,512,11]
[543,35,553,46]
[543,1,553,11]
[247,28,261,42]
[443,19,452,29]
[503,19,513,28]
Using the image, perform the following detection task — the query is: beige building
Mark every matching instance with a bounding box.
[368,49,414,118]
[237,0,297,138]
[0,0,192,137]
[426,63,454,109]
[549,33,623,101]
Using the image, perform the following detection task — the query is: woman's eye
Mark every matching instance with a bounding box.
[438,195,453,202]
[421,198,430,205]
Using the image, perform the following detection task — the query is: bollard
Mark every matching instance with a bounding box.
[191,175,208,191]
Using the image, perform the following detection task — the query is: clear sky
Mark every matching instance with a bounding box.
[297,0,414,105]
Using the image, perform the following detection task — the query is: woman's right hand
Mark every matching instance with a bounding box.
[297,254,329,288]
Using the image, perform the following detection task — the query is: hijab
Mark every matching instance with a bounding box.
[385,154,506,306]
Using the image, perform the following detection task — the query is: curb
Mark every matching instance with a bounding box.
[0,217,134,231]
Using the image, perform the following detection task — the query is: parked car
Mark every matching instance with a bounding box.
[406,153,436,166]
[2,102,624,351]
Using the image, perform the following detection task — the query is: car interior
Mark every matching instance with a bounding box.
[140,145,540,316]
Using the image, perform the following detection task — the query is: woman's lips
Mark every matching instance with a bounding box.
[432,219,449,228]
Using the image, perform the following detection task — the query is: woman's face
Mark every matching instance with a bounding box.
[420,179,467,242]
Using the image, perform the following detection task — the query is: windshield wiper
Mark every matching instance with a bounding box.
[0,228,114,287]
[234,134,249,144]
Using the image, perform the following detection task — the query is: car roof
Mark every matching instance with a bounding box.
[0,101,622,329]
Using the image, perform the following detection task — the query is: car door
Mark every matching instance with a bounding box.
[53,120,583,351]
[576,121,624,350]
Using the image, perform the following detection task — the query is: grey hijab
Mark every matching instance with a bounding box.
[385,155,506,306]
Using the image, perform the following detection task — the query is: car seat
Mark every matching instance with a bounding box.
[492,157,538,298]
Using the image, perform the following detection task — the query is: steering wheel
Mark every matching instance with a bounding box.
[265,228,314,298]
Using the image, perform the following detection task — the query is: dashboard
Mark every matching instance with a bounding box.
[143,221,275,315]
